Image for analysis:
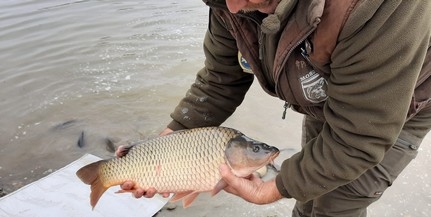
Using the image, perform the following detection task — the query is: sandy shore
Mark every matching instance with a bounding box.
[154,81,431,217]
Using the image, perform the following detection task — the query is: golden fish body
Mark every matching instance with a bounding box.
[76,127,279,209]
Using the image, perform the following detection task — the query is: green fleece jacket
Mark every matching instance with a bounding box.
[167,0,431,202]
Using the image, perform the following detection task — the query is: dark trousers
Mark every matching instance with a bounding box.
[292,108,431,217]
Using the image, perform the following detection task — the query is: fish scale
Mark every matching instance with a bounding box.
[76,126,279,209]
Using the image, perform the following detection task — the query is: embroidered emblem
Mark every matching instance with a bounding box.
[300,70,328,103]
[238,52,253,74]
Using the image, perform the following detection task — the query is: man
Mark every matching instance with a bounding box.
[118,0,431,216]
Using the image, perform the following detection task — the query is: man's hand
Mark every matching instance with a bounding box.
[115,128,174,199]
[219,164,283,204]
[118,182,164,198]
[159,128,174,136]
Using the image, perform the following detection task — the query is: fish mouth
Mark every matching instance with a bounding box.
[255,143,279,166]
[269,149,280,163]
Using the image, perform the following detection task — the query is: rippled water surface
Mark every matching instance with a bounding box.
[0,0,207,193]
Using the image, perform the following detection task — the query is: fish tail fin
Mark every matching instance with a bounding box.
[76,160,109,209]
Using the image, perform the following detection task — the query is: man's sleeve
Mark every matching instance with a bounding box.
[276,0,431,201]
[168,9,254,130]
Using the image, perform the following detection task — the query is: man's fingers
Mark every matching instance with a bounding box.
[144,188,157,198]
[249,173,264,184]
[120,182,169,199]
[121,181,135,190]
[219,164,242,195]
[223,185,240,196]
[159,128,174,136]
[115,145,128,158]
[115,147,122,157]
[133,188,145,198]
[131,187,158,198]
[219,164,236,183]
[161,192,171,198]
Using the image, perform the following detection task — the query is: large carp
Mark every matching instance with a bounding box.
[76,127,279,209]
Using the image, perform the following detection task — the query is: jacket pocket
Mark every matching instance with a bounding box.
[341,130,420,198]
[408,94,431,120]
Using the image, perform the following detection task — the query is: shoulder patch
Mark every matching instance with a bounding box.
[238,52,254,74]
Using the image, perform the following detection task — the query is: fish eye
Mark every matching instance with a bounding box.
[252,145,260,153]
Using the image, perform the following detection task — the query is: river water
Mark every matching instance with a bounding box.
[0,0,207,194]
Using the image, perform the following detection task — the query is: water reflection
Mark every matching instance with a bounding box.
[0,0,207,194]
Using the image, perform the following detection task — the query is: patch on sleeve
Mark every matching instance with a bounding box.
[238,52,254,74]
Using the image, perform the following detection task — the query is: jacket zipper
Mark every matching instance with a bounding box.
[274,27,317,83]
[282,101,291,119]
[214,7,321,120]
[258,30,264,60]
[275,26,318,119]
[240,14,319,120]
[237,13,276,90]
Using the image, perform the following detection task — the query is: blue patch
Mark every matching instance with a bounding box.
[238,52,253,74]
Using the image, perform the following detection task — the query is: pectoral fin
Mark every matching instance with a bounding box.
[211,179,227,197]
[170,191,200,208]
[182,192,199,208]
[170,191,194,202]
